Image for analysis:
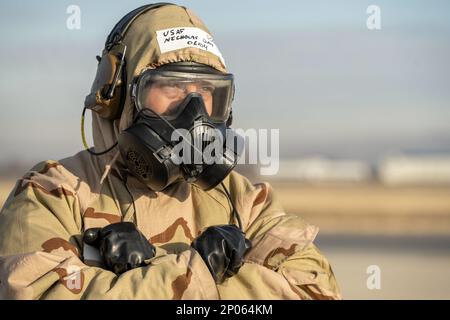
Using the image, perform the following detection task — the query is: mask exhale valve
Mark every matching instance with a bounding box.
[118,93,243,191]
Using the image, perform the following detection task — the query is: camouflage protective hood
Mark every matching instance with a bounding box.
[91,4,228,176]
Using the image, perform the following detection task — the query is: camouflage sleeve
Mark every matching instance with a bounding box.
[0,172,218,300]
[217,175,341,300]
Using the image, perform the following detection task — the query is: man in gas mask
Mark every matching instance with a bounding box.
[0,3,341,299]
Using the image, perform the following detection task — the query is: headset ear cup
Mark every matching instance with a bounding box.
[84,50,124,120]
[84,4,173,121]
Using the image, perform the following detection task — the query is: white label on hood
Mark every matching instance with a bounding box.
[156,27,226,66]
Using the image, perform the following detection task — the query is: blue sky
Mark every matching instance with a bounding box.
[0,0,449,165]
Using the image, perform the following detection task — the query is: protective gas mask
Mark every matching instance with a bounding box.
[117,62,243,191]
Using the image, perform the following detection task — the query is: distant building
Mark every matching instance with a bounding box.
[379,154,450,185]
[275,157,372,183]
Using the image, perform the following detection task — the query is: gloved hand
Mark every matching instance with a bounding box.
[191,224,252,284]
[83,222,155,275]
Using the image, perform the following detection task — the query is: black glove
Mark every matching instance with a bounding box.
[191,224,252,284]
[83,222,155,275]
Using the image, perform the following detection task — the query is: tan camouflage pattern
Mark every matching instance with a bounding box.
[0,5,341,300]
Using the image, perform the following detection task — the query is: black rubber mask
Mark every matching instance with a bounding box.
[118,93,243,191]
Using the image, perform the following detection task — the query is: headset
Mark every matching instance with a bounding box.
[81,3,173,155]
[84,3,174,121]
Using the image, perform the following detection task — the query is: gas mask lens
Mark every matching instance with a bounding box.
[135,69,234,122]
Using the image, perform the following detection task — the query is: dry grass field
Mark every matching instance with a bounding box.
[0,179,15,208]
[2,178,450,235]
[270,181,450,236]
[1,178,450,298]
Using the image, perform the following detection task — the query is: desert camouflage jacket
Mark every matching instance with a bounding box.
[0,155,341,299]
[0,4,340,300]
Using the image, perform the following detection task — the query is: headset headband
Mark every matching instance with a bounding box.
[105,3,174,50]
